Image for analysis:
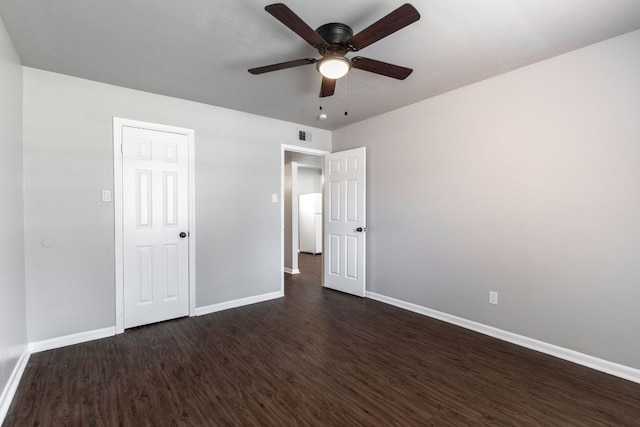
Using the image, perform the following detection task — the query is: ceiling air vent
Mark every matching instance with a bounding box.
[298,130,312,142]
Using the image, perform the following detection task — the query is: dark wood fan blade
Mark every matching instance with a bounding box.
[319,77,336,97]
[352,57,413,80]
[248,58,316,74]
[265,3,327,48]
[349,4,420,51]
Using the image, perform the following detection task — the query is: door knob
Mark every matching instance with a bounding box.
[179,232,187,238]
[356,227,367,232]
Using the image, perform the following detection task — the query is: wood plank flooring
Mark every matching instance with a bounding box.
[5,253,640,425]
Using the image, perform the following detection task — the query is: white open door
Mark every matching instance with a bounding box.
[122,125,190,328]
[323,147,366,297]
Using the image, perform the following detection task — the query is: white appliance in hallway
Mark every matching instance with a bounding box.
[299,193,322,254]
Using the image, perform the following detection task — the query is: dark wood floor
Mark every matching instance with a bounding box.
[5,253,640,426]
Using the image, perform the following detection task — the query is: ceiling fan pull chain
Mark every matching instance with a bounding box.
[344,74,349,116]
[318,103,328,121]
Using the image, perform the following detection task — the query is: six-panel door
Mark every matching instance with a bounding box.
[323,147,366,297]
[122,126,189,328]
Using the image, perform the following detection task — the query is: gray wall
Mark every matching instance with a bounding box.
[23,68,330,342]
[0,15,26,401]
[333,30,640,369]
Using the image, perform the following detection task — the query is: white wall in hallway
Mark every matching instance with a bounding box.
[297,167,322,194]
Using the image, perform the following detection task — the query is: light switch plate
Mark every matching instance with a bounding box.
[102,189,112,202]
[272,194,278,203]
[489,291,498,305]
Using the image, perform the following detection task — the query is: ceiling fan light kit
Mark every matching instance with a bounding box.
[317,56,351,79]
[248,3,420,98]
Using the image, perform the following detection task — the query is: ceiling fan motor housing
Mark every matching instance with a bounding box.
[316,23,353,57]
[316,23,353,44]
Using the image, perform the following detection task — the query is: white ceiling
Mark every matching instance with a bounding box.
[1,0,639,130]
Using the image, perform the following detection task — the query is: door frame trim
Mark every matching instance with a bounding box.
[113,117,196,334]
[281,144,329,295]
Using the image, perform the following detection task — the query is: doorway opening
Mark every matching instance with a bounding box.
[281,145,328,294]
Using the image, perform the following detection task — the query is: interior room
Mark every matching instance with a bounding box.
[1,0,640,424]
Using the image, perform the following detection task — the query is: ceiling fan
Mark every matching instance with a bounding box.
[248,3,420,98]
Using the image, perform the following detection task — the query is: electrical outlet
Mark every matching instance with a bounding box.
[489,291,498,305]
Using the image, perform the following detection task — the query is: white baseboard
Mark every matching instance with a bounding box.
[2,327,116,423]
[0,348,30,424]
[284,268,300,275]
[195,291,283,316]
[366,291,640,385]
[28,327,116,354]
